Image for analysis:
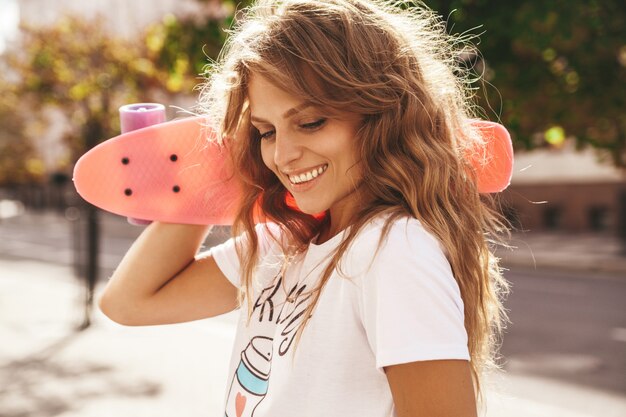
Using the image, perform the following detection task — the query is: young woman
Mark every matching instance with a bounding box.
[99,1,510,416]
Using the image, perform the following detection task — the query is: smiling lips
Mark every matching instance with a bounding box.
[287,164,328,185]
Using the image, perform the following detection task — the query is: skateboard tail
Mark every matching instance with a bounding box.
[468,120,514,194]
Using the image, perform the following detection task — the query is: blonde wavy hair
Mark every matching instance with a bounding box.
[200,0,510,405]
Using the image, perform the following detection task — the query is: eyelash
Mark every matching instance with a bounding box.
[258,118,327,140]
[258,130,275,140]
[301,118,326,130]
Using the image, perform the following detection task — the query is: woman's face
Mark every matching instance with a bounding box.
[248,73,363,229]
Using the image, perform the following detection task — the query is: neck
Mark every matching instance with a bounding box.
[315,185,371,244]
[316,207,353,245]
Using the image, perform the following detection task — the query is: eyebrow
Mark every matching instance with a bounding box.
[250,102,312,124]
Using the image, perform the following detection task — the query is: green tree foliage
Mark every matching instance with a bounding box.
[423,0,626,167]
[144,0,253,89]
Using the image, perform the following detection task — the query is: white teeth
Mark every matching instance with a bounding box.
[288,164,327,184]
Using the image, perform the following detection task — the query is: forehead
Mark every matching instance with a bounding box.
[246,71,358,123]
[247,73,309,117]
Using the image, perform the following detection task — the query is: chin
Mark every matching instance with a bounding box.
[291,199,328,217]
[297,206,327,217]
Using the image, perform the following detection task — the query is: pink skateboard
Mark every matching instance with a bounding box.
[72,108,513,225]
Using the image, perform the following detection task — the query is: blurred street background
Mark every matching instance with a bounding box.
[1,0,625,416]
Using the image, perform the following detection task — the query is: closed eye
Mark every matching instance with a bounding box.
[254,118,325,140]
[300,118,326,130]
[250,123,274,141]
[258,129,275,140]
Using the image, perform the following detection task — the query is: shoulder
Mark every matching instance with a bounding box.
[348,215,460,306]
[254,222,284,251]
[352,216,469,367]
[209,222,283,267]
[348,215,447,268]
[208,222,285,289]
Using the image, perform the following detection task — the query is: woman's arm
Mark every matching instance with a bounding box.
[385,359,478,417]
[98,222,238,326]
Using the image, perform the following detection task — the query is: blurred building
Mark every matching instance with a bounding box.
[0,0,19,53]
[502,144,625,234]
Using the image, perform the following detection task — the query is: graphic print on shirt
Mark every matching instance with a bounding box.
[253,274,314,356]
[224,336,272,417]
[224,274,313,417]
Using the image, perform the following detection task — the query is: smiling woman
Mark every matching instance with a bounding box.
[99,1,511,416]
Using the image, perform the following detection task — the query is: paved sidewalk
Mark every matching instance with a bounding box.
[0,258,238,417]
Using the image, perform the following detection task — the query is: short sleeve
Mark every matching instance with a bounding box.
[205,223,281,289]
[357,219,470,370]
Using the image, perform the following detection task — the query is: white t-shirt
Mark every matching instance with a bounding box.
[210,216,469,417]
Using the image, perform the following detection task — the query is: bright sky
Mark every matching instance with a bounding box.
[0,0,20,54]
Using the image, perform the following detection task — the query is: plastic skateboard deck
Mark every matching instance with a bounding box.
[72,117,513,225]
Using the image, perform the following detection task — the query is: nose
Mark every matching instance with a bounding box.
[273,132,302,168]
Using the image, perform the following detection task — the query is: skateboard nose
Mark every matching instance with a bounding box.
[73,142,127,209]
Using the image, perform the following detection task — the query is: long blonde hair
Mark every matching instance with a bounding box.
[200,0,510,404]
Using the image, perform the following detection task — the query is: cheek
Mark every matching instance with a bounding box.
[259,142,277,173]
[334,136,360,172]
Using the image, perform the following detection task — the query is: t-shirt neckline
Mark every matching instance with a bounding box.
[308,228,347,253]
